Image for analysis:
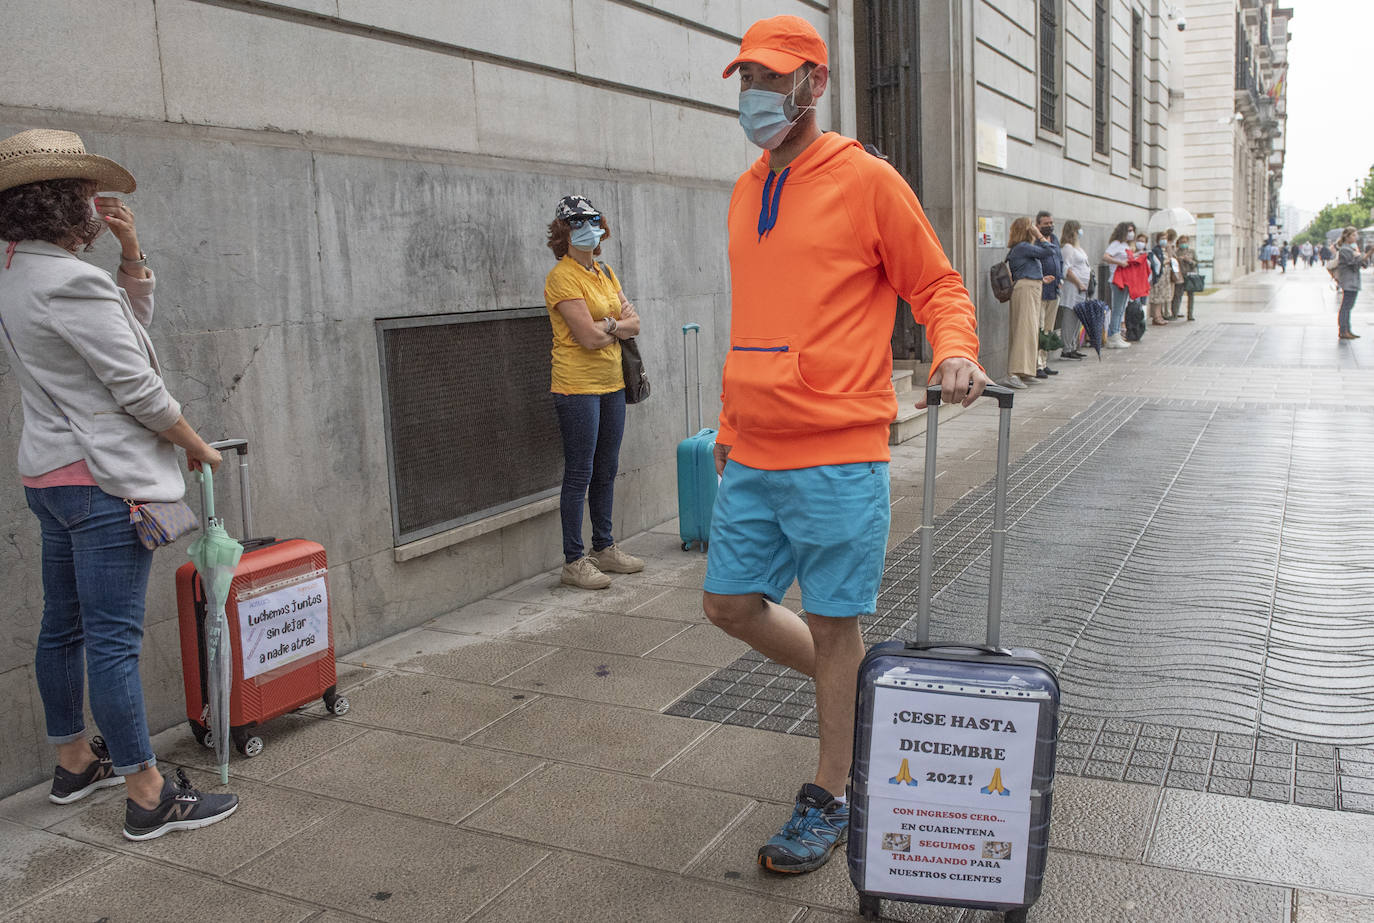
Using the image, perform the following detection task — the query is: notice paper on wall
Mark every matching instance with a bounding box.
[863,684,1042,905]
[238,575,329,680]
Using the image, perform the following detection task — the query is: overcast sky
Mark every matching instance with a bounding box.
[1279,0,1371,213]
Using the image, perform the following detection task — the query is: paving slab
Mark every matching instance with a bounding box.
[50,777,343,876]
[1147,788,1374,895]
[464,763,751,872]
[1295,890,1374,923]
[502,608,689,656]
[962,851,1289,923]
[424,596,558,637]
[326,670,526,740]
[346,628,555,683]
[645,623,753,667]
[686,802,961,919]
[152,712,368,782]
[233,806,547,922]
[1048,776,1161,861]
[626,586,714,623]
[273,728,541,824]
[0,818,114,910]
[470,852,803,923]
[658,724,822,802]
[465,696,708,776]
[3,854,314,922]
[0,777,125,831]
[497,647,714,709]
[492,570,674,614]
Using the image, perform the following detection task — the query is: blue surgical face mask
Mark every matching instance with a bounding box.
[738,71,815,150]
[569,222,605,251]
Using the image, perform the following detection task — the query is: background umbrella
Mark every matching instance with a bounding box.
[1074,299,1108,359]
[1146,207,1195,234]
[186,467,243,784]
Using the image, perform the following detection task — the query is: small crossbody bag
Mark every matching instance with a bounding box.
[0,310,196,549]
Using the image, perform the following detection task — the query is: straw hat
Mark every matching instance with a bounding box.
[0,129,135,195]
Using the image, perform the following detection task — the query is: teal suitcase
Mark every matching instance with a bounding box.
[676,323,717,551]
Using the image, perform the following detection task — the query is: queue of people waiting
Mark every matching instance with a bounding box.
[998,212,1199,390]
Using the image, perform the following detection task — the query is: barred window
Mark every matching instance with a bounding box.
[1038,0,1061,133]
[1093,0,1110,155]
[1130,11,1143,170]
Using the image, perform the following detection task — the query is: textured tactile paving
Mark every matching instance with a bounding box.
[1158,323,1374,368]
[666,395,1374,814]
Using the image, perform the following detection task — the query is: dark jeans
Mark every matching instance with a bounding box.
[26,485,158,775]
[1339,288,1359,334]
[553,390,626,562]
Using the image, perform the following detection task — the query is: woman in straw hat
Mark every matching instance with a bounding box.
[0,129,237,840]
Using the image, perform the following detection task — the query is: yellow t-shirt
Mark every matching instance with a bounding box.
[544,255,625,394]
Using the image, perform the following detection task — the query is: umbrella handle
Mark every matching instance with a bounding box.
[197,467,216,526]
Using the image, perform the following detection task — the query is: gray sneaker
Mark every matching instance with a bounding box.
[590,543,644,574]
[561,556,612,589]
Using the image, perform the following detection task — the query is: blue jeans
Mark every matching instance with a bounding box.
[26,485,158,775]
[553,390,626,562]
[1339,288,1358,334]
[1108,284,1129,337]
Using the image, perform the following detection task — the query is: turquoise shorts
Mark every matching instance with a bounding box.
[703,461,891,617]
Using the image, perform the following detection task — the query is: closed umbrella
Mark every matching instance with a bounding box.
[1146,207,1195,234]
[1073,299,1108,359]
[186,468,243,784]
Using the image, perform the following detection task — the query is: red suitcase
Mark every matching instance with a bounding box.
[175,439,349,758]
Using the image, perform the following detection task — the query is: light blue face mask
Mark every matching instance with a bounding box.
[738,71,814,150]
[569,223,605,251]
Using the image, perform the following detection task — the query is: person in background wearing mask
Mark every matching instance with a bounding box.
[543,195,644,589]
[1102,221,1135,348]
[1058,219,1090,356]
[0,129,236,840]
[1335,225,1363,340]
[1173,233,1197,321]
[1035,211,1063,377]
[704,15,987,875]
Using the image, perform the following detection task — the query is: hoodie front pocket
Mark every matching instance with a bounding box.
[723,337,897,434]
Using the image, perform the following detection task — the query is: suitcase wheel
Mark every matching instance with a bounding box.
[682,541,692,551]
[1004,909,1029,923]
[188,720,213,749]
[231,727,264,758]
[858,894,881,920]
[324,693,351,717]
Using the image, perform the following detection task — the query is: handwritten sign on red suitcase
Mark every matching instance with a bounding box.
[238,576,330,680]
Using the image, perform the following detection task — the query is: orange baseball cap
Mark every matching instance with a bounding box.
[722,15,827,78]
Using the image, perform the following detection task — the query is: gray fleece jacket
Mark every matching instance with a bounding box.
[0,240,185,501]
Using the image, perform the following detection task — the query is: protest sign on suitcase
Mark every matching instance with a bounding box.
[848,385,1059,923]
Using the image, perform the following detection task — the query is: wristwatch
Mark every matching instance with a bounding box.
[120,251,148,268]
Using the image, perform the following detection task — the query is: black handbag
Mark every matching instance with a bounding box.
[599,263,650,404]
[1183,272,1205,293]
[620,336,650,404]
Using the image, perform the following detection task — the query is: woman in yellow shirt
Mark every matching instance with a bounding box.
[544,195,644,589]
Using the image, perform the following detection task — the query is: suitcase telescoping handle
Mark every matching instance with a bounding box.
[208,438,253,539]
[916,383,1015,650]
[682,323,703,438]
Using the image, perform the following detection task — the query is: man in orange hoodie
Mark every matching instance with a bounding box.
[702,15,989,875]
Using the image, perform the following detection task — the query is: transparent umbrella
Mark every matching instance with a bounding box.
[1146,207,1196,234]
[186,467,243,784]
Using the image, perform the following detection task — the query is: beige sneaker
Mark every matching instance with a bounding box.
[590,543,644,574]
[561,556,612,590]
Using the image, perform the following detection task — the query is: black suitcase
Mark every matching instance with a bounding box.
[848,384,1060,922]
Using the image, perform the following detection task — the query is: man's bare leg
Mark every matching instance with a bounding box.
[703,592,817,678]
[807,613,865,796]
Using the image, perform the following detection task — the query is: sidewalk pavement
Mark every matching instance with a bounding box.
[3,266,1373,922]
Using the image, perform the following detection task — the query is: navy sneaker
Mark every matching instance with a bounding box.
[123,768,238,841]
[49,736,124,804]
[757,783,849,874]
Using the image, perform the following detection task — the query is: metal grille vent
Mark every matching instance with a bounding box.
[377,310,563,545]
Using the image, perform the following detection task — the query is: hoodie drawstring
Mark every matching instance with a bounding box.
[757,167,790,241]
[4,241,15,270]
